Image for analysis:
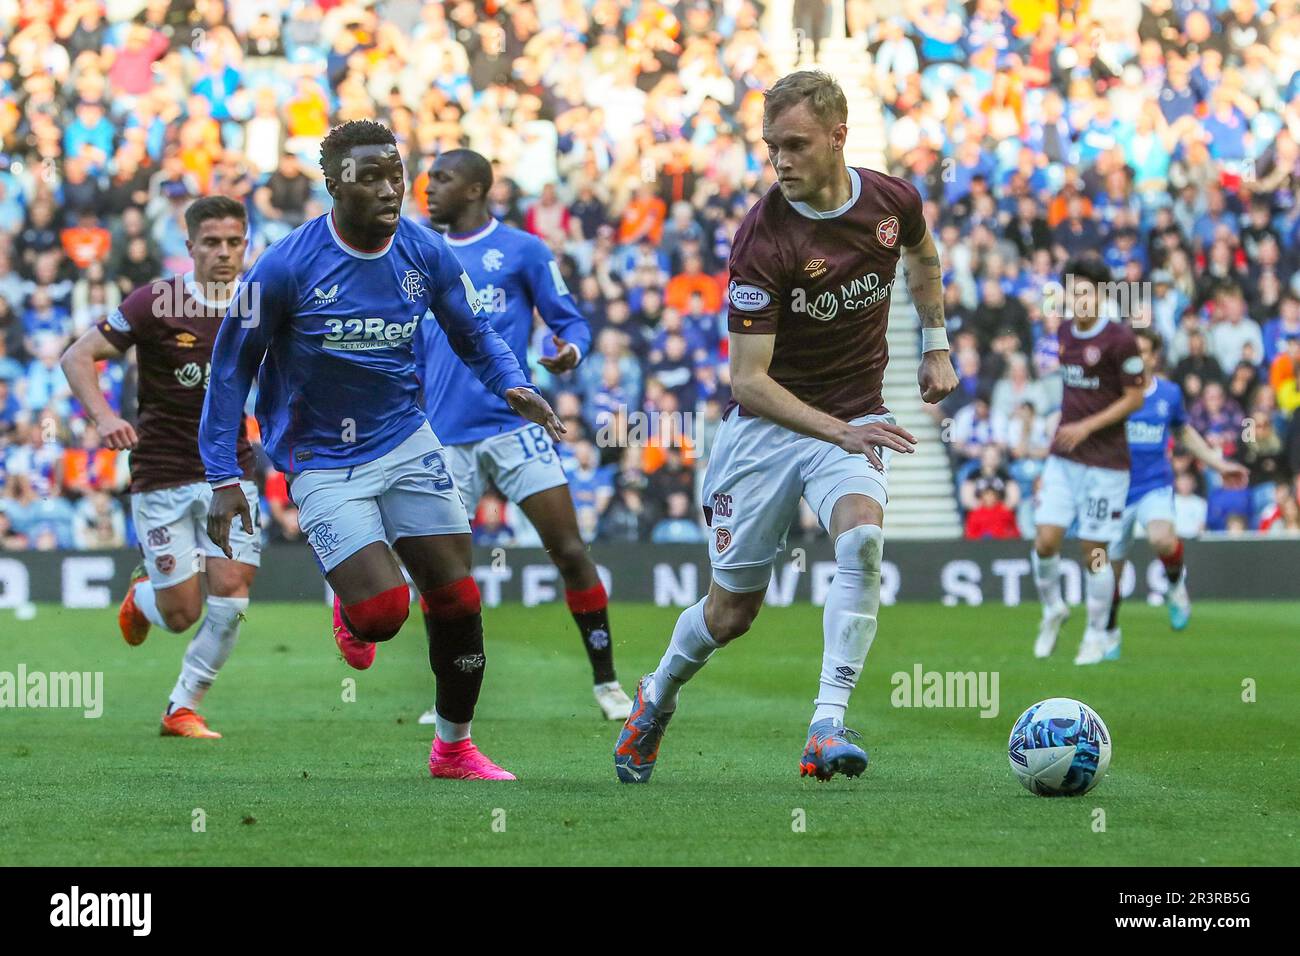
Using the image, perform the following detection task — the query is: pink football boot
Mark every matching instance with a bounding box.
[333,595,377,670]
[428,737,517,781]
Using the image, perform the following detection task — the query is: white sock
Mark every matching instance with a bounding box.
[648,597,719,712]
[435,716,471,743]
[168,596,248,711]
[813,525,882,725]
[134,579,180,632]
[1085,563,1115,635]
[1031,550,1065,615]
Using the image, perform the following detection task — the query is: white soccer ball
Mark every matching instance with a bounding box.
[1007,697,1111,796]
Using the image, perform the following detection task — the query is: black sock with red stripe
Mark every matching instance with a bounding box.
[1160,540,1185,585]
[567,584,616,684]
[421,578,485,724]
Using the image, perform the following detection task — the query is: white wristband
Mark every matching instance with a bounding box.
[210,477,241,490]
[921,326,950,353]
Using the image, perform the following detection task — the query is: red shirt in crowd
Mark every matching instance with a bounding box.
[964,504,1020,540]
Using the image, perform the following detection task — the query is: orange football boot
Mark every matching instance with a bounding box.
[118,565,151,647]
[160,707,222,739]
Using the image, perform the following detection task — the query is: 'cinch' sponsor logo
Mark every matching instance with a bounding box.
[729,281,770,312]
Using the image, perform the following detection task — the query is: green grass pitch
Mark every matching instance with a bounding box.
[2,600,1297,866]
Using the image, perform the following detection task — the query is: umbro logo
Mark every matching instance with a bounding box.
[314,284,340,304]
[804,257,828,279]
[835,665,857,680]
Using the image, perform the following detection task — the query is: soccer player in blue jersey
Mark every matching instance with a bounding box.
[1105,328,1248,655]
[413,149,632,722]
[200,121,563,781]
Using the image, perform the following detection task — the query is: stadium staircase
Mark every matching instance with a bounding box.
[878,292,963,539]
[763,9,962,539]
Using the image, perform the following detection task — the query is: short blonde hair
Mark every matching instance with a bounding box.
[763,71,848,127]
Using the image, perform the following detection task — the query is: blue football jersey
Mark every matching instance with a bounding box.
[417,218,590,446]
[1125,377,1187,504]
[200,214,530,481]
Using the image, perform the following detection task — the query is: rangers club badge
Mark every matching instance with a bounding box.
[715,528,732,554]
[876,217,900,248]
[400,270,427,302]
[1084,345,1102,366]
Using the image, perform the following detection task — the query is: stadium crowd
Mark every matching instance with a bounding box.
[870,0,1300,539]
[1,0,1299,553]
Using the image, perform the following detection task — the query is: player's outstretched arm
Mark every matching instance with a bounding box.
[1180,423,1250,482]
[61,327,137,450]
[504,386,565,442]
[730,332,915,471]
[524,241,591,375]
[200,254,291,557]
[901,227,959,405]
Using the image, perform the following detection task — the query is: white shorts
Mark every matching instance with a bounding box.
[444,423,568,511]
[1109,485,1176,561]
[132,479,262,589]
[701,410,893,592]
[288,423,471,574]
[1034,455,1129,543]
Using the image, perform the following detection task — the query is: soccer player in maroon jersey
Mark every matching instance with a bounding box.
[615,71,959,783]
[1030,258,1146,665]
[61,196,261,739]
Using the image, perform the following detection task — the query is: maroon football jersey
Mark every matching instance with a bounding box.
[725,166,925,421]
[98,275,256,493]
[1054,316,1143,470]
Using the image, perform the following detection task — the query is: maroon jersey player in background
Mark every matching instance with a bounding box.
[61,196,262,739]
[615,70,959,784]
[1030,257,1145,665]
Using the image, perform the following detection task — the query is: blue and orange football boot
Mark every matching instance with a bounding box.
[800,718,869,781]
[614,675,674,783]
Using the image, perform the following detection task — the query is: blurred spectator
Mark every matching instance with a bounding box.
[1189,382,1245,459]
[566,440,615,535]
[651,490,709,544]
[1173,330,1226,395]
[990,353,1047,420]
[598,473,652,542]
[963,484,1020,540]
[960,445,1021,515]
[1259,482,1300,533]
[1209,288,1265,372]
[951,393,1008,462]
[471,494,516,547]
[73,490,127,549]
